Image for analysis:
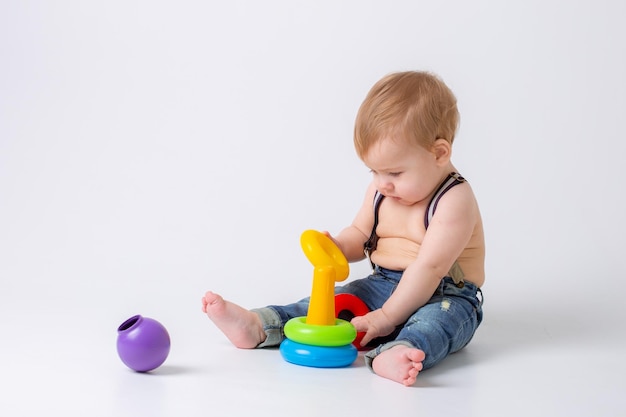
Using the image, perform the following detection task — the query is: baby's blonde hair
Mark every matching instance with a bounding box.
[354,71,459,159]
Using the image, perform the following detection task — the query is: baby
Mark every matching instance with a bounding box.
[202,71,485,386]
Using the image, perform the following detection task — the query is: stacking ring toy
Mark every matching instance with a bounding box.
[280,230,358,368]
[280,339,357,368]
[284,317,356,347]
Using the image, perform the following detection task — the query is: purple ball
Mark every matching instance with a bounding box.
[117,315,170,372]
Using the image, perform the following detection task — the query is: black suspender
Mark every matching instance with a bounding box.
[424,172,466,229]
[363,191,385,264]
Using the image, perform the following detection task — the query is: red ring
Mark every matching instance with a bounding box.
[334,294,370,350]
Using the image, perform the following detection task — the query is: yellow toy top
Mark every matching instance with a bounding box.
[300,230,350,326]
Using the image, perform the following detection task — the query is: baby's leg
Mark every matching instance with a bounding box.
[202,291,266,349]
[371,345,425,386]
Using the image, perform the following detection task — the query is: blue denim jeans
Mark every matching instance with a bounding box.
[252,266,483,371]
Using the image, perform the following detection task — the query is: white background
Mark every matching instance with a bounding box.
[1,1,625,416]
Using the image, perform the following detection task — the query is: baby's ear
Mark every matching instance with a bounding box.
[432,139,452,164]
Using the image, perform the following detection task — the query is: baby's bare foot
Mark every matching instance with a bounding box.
[372,345,425,386]
[202,291,266,349]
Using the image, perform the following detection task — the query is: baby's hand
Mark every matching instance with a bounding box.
[351,309,396,346]
[321,231,344,254]
[321,230,336,243]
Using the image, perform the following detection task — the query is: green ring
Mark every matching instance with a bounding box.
[284,317,357,347]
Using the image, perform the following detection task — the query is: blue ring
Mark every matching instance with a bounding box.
[279,338,357,368]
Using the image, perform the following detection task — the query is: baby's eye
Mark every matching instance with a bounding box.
[389,172,402,177]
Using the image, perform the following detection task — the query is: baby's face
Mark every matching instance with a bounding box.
[363,137,443,206]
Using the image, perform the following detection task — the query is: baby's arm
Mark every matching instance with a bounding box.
[352,184,479,345]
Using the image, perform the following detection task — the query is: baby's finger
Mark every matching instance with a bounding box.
[350,316,367,332]
[360,330,375,346]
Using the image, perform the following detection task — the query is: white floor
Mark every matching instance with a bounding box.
[2,279,624,417]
